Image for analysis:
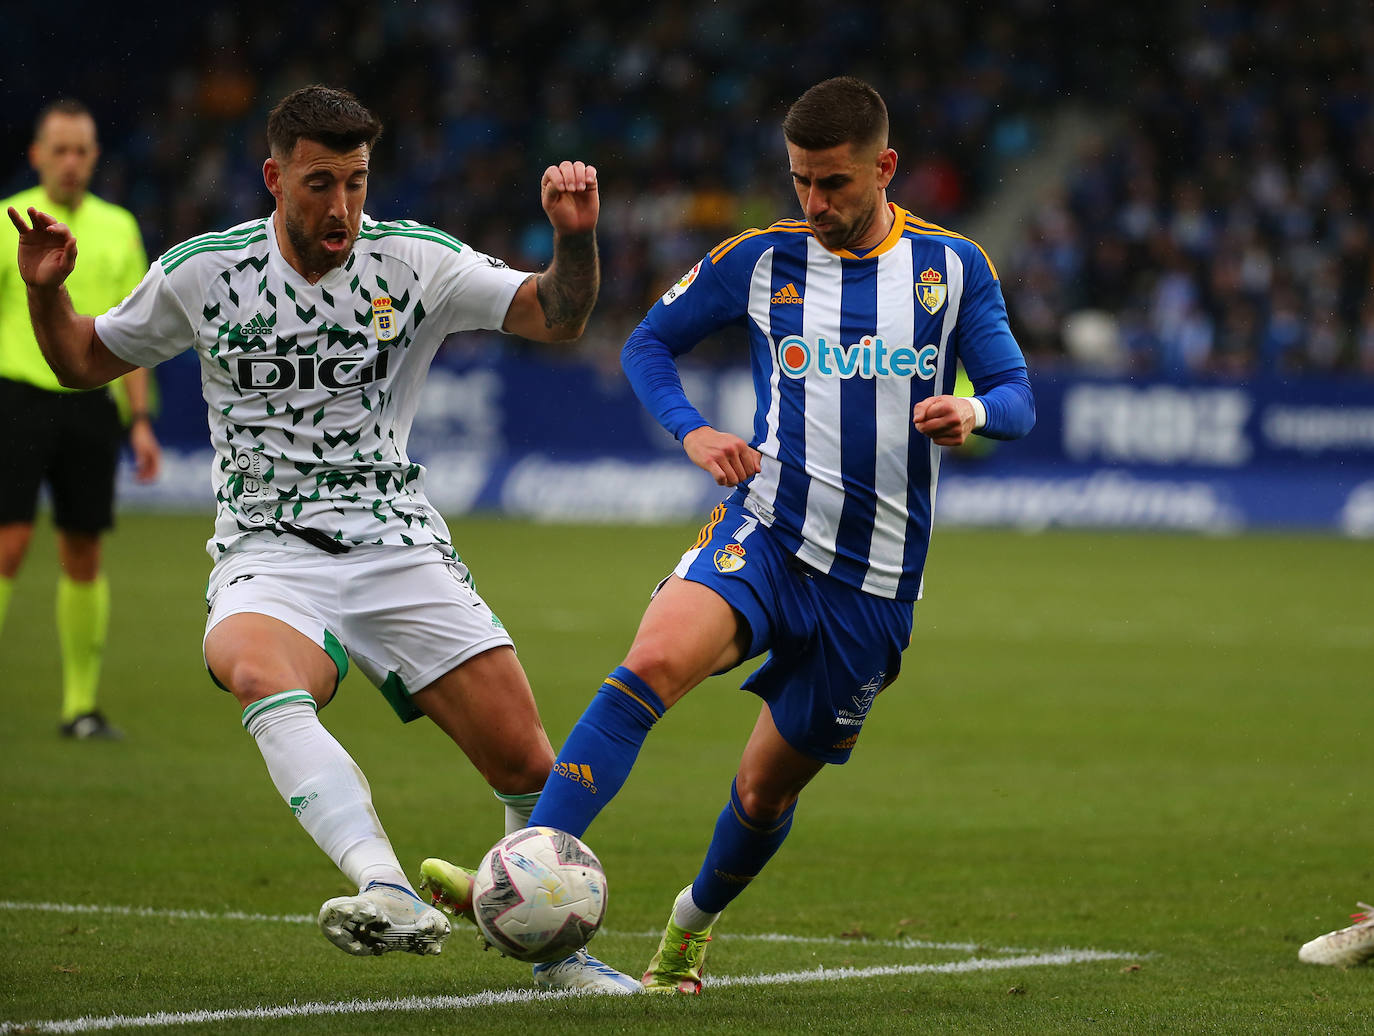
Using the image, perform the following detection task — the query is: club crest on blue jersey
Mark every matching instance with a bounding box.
[714,542,746,573]
[372,295,397,341]
[661,261,702,306]
[917,267,947,315]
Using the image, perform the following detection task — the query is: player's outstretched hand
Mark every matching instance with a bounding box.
[541,161,599,236]
[7,206,78,288]
[683,426,762,487]
[912,394,976,447]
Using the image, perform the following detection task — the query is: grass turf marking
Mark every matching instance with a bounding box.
[2,900,1142,1033]
[0,949,1141,1033]
[0,900,1045,954]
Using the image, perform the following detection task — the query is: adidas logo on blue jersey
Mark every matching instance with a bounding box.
[770,282,803,305]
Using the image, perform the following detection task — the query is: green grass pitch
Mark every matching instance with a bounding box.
[1,514,1370,1034]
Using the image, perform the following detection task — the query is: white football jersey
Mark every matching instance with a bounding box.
[96,212,528,559]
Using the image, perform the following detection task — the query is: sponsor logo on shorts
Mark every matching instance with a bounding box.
[289,792,318,817]
[714,543,746,572]
[831,733,860,751]
[852,671,884,713]
[836,671,885,727]
[552,761,597,793]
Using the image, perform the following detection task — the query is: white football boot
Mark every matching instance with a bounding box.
[318,880,451,956]
[533,948,641,994]
[1298,902,1374,968]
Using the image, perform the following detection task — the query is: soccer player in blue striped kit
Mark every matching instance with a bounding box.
[425,76,1036,992]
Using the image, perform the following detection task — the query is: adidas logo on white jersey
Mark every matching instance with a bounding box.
[236,315,275,338]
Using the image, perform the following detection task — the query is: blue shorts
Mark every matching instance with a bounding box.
[671,501,914,763]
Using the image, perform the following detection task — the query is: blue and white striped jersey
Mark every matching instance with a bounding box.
[626,203,1034,601]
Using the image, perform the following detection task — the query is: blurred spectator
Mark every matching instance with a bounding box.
[6,1,1079,364]
[6,1,1369,378]
[1003,0,1374,378]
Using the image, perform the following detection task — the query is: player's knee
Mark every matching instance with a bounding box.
[482,749,554,797]
[0,524,34,577]
[56,533,102,581]
[619,643,690,702]
[733,774,799,825]
[215,659,313,709]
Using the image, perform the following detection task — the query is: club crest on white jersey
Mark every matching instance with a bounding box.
[372,294,398,340]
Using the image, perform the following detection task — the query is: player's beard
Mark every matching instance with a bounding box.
[283,211,353,279]
[812,195,881,252]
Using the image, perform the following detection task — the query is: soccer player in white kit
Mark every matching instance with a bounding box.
[8,85,638,993]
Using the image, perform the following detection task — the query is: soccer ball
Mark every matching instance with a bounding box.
[471,826,608,963]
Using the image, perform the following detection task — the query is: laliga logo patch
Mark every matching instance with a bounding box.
[661,261,702,306]
[713,542,746,573]
[917,267,947,315]
[372,295,397,341]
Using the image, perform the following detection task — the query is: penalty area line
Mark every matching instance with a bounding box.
[0,948,1142,1034]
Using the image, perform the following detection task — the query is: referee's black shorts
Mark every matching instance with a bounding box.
[0,376,122,533]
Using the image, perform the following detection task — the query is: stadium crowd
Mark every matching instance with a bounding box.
[5,0,1371,377]
[1006,1,1374,378]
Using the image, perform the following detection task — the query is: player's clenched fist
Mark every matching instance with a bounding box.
[912,394,976,447]
[541,161,598,235]
[683,426,762,487]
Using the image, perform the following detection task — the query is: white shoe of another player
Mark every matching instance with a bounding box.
[1298,901,1374,968]
[318,880,451,956]
[532,948,641,994]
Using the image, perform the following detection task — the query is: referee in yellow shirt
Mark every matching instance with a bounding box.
[1,99,161,739]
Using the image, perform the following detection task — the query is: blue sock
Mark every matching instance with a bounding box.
[691,779,796,914]
[528,666,665,838]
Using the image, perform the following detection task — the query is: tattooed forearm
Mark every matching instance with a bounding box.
[535,230,599,336]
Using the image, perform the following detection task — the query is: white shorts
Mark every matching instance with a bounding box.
[204,541,514,721]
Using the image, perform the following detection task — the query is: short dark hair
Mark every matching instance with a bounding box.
[266,85,383,158]
[34,98,94,139]
[782,76,888,152]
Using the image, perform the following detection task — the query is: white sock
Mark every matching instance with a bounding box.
[672,884,721,933]
[243,691,410,893]
[494,789,541,835]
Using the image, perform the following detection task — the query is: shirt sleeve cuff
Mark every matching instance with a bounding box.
[967,396,988,431]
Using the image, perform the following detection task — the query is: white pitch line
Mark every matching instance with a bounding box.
[706,948,1139,989]
[0,988,577,1036]
[0,949,1141,1034]
[0,900,1036,954]
[0,901,314,925]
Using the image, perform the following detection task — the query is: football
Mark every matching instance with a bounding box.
[471,826,608,963]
